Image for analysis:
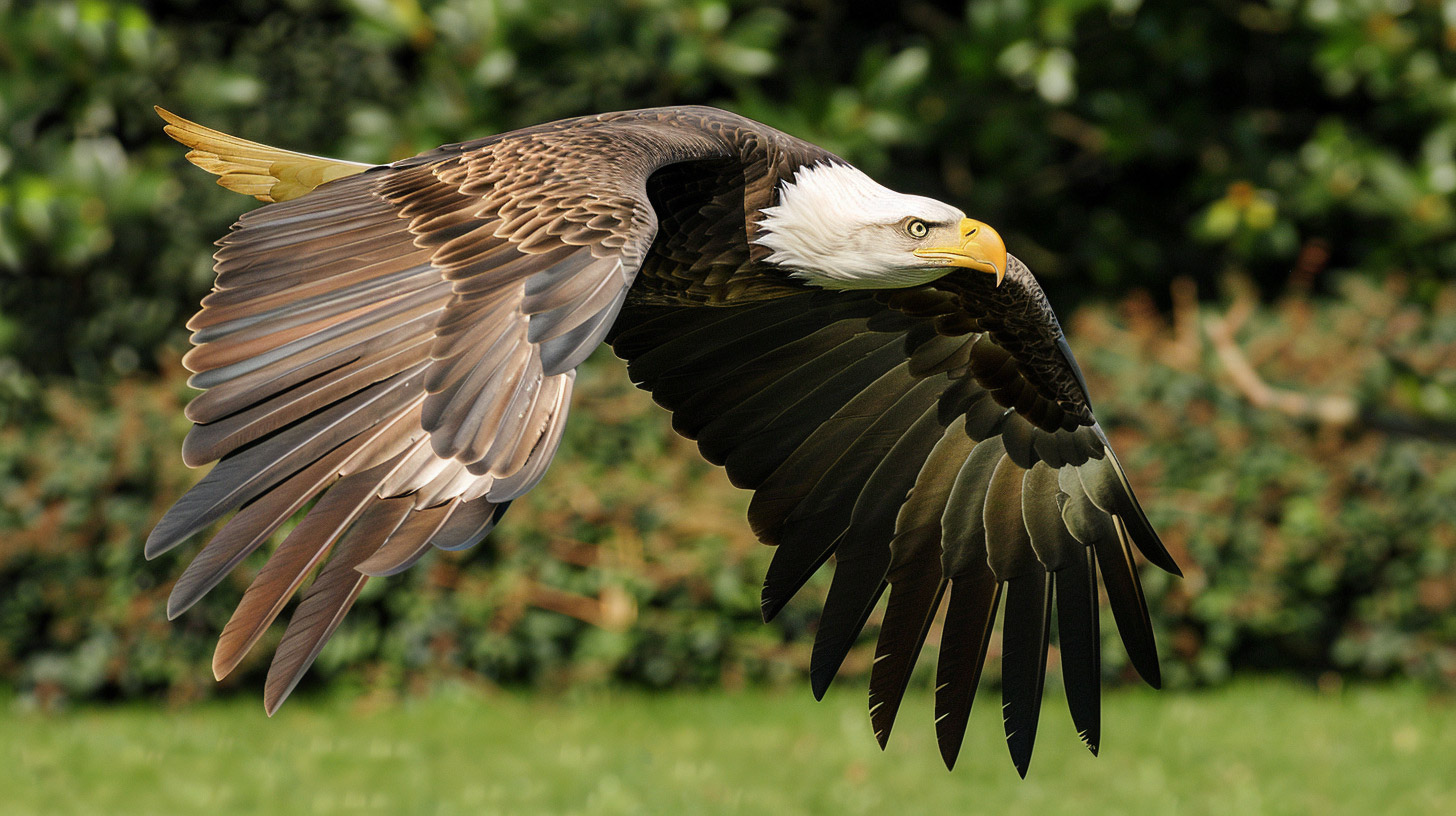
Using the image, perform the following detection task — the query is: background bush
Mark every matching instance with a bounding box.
[1,0,1453,704]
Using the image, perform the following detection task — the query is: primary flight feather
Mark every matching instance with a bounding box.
[152,105,1180,775]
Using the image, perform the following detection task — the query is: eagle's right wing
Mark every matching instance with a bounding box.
[147,109,741,714]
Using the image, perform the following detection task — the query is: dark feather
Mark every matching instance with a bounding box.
[807,400,951,697]
[712,335,909,481]
[934,565,1001,770]
[1021,463,1102,754]
[1060,468,1161,687]
[1055,547,1102,754]
[867,417,979,747]
[756,370,940,620]
[868,575,944,747]
[982,456,1049,777]
[1078,444,1181,576]
[809,576,887,700]
[1000,569,1051,778]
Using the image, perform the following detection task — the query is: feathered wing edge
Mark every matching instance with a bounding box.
[610,292,1177,775]
[866,416,1169,777]
[148,109,666,713]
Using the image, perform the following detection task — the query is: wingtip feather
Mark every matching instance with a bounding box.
[810,674,830,701]
[760,587,785,623]
[211,653,231,682]
[263,669,306,717]
[165,593,187,621]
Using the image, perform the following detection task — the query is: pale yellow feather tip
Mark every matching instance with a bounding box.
[154,106,372,203]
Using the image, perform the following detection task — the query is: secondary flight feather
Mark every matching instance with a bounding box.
[152,105,1180,775]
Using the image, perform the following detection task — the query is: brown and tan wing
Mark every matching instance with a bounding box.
[147,109,743,714]
[607,269,1179,776]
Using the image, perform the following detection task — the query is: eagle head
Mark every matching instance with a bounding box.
[753,162,1007,290]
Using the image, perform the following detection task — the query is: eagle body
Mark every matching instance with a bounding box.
[152,105,1180,775]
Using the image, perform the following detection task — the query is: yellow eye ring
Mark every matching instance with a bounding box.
[906,219,929,238]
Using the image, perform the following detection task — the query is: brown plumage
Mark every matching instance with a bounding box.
[152,105,1180,774]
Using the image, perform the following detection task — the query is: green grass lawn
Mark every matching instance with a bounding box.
[7,679,1454,815]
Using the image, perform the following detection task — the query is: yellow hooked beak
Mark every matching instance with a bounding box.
[912,218,1007,286]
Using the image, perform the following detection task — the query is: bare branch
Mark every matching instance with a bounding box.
[1203,308,1359,426]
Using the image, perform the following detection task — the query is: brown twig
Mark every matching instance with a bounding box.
[523,580,638,632]
[1204,304,1359,426]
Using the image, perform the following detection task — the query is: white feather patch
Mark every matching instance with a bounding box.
[753,162,964,289]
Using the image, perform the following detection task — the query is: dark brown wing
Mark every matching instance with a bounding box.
[148,107,828,714]
[607,260,1179,776]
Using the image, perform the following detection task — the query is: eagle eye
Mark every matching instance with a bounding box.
[904,218,929,239]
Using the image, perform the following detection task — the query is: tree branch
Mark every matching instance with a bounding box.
[1204,300,1359,427]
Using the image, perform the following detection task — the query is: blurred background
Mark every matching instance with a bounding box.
[2,0,1455,812]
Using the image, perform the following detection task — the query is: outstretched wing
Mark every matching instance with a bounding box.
[607,258,1179,775]
[149,109,737,714]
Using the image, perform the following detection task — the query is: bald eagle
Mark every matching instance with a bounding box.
[151,105,1180,775]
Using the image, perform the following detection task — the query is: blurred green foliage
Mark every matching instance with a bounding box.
[1,0,1455,703]
[5,0,1456,385]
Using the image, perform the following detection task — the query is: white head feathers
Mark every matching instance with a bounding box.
[753,162,965,290]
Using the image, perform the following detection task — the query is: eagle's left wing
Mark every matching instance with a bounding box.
[608,260,1179,775]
